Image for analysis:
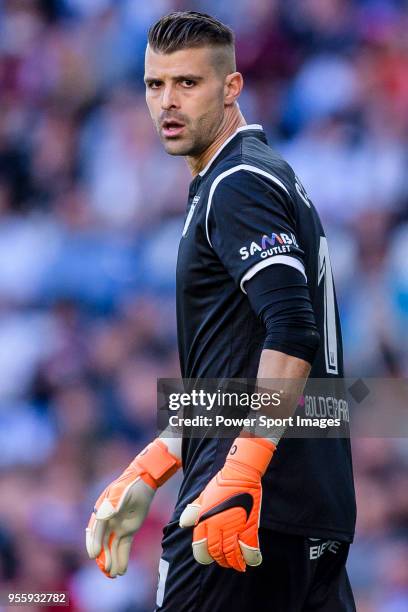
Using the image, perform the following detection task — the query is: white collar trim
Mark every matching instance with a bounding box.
[199,124,263,177]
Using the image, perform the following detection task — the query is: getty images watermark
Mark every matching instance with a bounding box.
[166,387,343,431]
[157,378,408,439]
[157,378,358,439]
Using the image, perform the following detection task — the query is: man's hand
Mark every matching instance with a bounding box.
[179,437,275,572]
[86,438,181,578]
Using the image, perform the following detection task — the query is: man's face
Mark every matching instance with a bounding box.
[144,46,226,157]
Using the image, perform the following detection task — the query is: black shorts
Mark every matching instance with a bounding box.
[155,521,356,612]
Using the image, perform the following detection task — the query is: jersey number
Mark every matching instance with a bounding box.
[318,237,338,374]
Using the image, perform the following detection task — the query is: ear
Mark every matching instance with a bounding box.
[224,72,244,106]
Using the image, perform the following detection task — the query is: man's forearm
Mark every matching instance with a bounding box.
[257,348,311,380]
[254,348,311,445]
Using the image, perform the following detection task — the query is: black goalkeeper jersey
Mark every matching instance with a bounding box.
[174,125,356,541]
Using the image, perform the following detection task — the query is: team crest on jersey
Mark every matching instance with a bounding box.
[182,195,201,237]
[239,231,299,260]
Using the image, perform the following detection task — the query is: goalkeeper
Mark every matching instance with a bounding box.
[86,10,356,612]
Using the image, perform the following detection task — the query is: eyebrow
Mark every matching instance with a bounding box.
[144,74,204,84]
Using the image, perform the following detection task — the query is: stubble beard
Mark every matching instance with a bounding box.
[160,127,210,157]
[162,134,208,157]
[160,112,222,158]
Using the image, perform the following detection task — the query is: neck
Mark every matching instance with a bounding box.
[187,106,246,177]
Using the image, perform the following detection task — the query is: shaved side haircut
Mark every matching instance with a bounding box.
[148,11,236,75]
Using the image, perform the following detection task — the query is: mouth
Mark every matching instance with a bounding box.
[161,119,185,138]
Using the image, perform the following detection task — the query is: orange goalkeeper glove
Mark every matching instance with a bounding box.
[86,438,181,578]
[179,437,275,572]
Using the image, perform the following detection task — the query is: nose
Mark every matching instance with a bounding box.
[161,84,179,110]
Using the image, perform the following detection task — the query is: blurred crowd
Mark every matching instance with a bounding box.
[0,0,407,610]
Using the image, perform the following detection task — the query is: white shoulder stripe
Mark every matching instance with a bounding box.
[240,255,307,294]
[205,164,290,248]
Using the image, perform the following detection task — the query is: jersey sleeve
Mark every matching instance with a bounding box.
[206,167,306,292]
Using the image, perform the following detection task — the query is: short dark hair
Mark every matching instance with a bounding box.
[148,11,234,54]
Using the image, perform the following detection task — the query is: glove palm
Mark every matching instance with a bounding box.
[86,439,181,578]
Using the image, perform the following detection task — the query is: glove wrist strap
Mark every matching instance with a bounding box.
[227,436,276,477]
[133,439,182,490]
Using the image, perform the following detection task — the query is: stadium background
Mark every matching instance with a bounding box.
[0,0,407,610]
